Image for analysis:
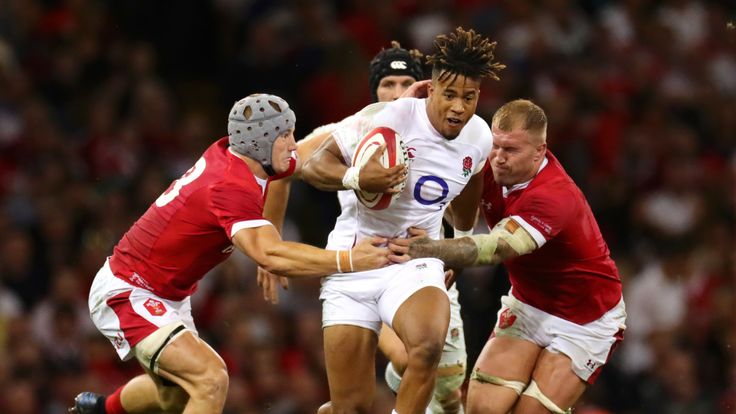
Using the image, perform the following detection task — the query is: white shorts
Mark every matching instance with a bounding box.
[441,284,466,368]
[320,258,448,334]
[493,291,626,383]
[88,259,197,361]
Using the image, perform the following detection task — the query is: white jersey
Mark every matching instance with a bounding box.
[300,118,360,250]
[311,101,471,390]
[332,98,492,247]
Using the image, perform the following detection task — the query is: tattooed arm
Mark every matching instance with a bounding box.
[391,218,538,267]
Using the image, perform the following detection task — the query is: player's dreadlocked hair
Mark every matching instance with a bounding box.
[426,27,505,84]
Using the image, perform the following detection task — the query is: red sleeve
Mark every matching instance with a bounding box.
[208,181,265,236]
[515,187,576,240]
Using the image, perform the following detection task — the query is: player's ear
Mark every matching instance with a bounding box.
[535,143,547,160]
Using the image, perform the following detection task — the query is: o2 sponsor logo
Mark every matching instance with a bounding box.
[413,175,449,207]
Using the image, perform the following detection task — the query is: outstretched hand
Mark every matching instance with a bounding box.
[401,79,431,99]
[388,227,430,263]
[257,266,289,304]
[351,236,391,272]
[358,144,407,193]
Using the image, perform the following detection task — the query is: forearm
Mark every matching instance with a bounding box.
[302,157,348,191]
[409,237,480,268]
[407,218,536,267]
[409,237,515,268]
[261,241,343,277]
[263,179,290,232]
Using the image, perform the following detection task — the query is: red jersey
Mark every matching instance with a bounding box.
[481,151,621,324]
[109,138,293,301]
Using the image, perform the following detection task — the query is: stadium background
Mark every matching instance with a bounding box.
[0,0,734,412]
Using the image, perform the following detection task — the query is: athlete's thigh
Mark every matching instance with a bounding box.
[467,336,541,414]
[391,286,450,350]
[514,350,586,414]
[323,324,378,405]
[380,258,449,345]
[154,331,226,394]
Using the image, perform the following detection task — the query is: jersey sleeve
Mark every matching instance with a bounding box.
[209,181,271,238]
[474,119,493,174]
[302,122,339,143]
[511,186,576,248]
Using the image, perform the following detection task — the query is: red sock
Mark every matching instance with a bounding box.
[104,386,128,414]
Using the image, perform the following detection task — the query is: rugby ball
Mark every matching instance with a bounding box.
[351,127,409,210]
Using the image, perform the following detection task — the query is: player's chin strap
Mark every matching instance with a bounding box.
[468,218,537,266]
[522,380,572,414]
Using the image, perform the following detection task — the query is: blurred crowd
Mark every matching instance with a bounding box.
[0,0,734,413]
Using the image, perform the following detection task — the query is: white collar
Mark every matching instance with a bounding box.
[502,156,548,198]
[228,147,269,193]
[254,176,268,194]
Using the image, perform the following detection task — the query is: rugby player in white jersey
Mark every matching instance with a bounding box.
[299,27,504,414]
[259,41,475,413]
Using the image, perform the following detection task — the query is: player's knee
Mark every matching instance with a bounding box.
[158,385,188,412]
[189,363,229,403]
[466,396,502,414]
[437,387,463,413]
[407,338,444,370]
[389,352,408,374]
[438,386,462,403]
[317,401,333,414]
[329,400,372,414]
[434,368,465,399]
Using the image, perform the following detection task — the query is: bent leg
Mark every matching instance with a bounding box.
[120,373,188,413]
[391,286,450,414]
[466,336,541,414]
[379,323,409,374]
[429,364,466,414]
[323,325,378,414]
[155,332,229,414]
[513,350,585,414]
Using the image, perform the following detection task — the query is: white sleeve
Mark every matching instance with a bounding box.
[300,122,340,144]
[332,101,407,165]
[473,118,493,174]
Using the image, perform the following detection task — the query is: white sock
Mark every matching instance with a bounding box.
[392,410,399,414]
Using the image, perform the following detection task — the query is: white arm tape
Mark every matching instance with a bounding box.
[342,166,361,190]
[453,227,474,238]
[469,217,538,265]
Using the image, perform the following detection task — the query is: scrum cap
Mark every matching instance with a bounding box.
[227,93,295,176]
[368,45,424,102]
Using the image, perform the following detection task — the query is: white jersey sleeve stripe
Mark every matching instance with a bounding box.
[511,215,547,248]
[230,220,273,238]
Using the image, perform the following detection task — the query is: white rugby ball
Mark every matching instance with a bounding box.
[351,127,409,210]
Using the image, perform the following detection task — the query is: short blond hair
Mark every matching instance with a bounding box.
[492,99,547,142]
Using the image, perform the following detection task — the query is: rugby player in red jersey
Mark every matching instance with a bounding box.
[390,99,626,414]
[69,94,390,414]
